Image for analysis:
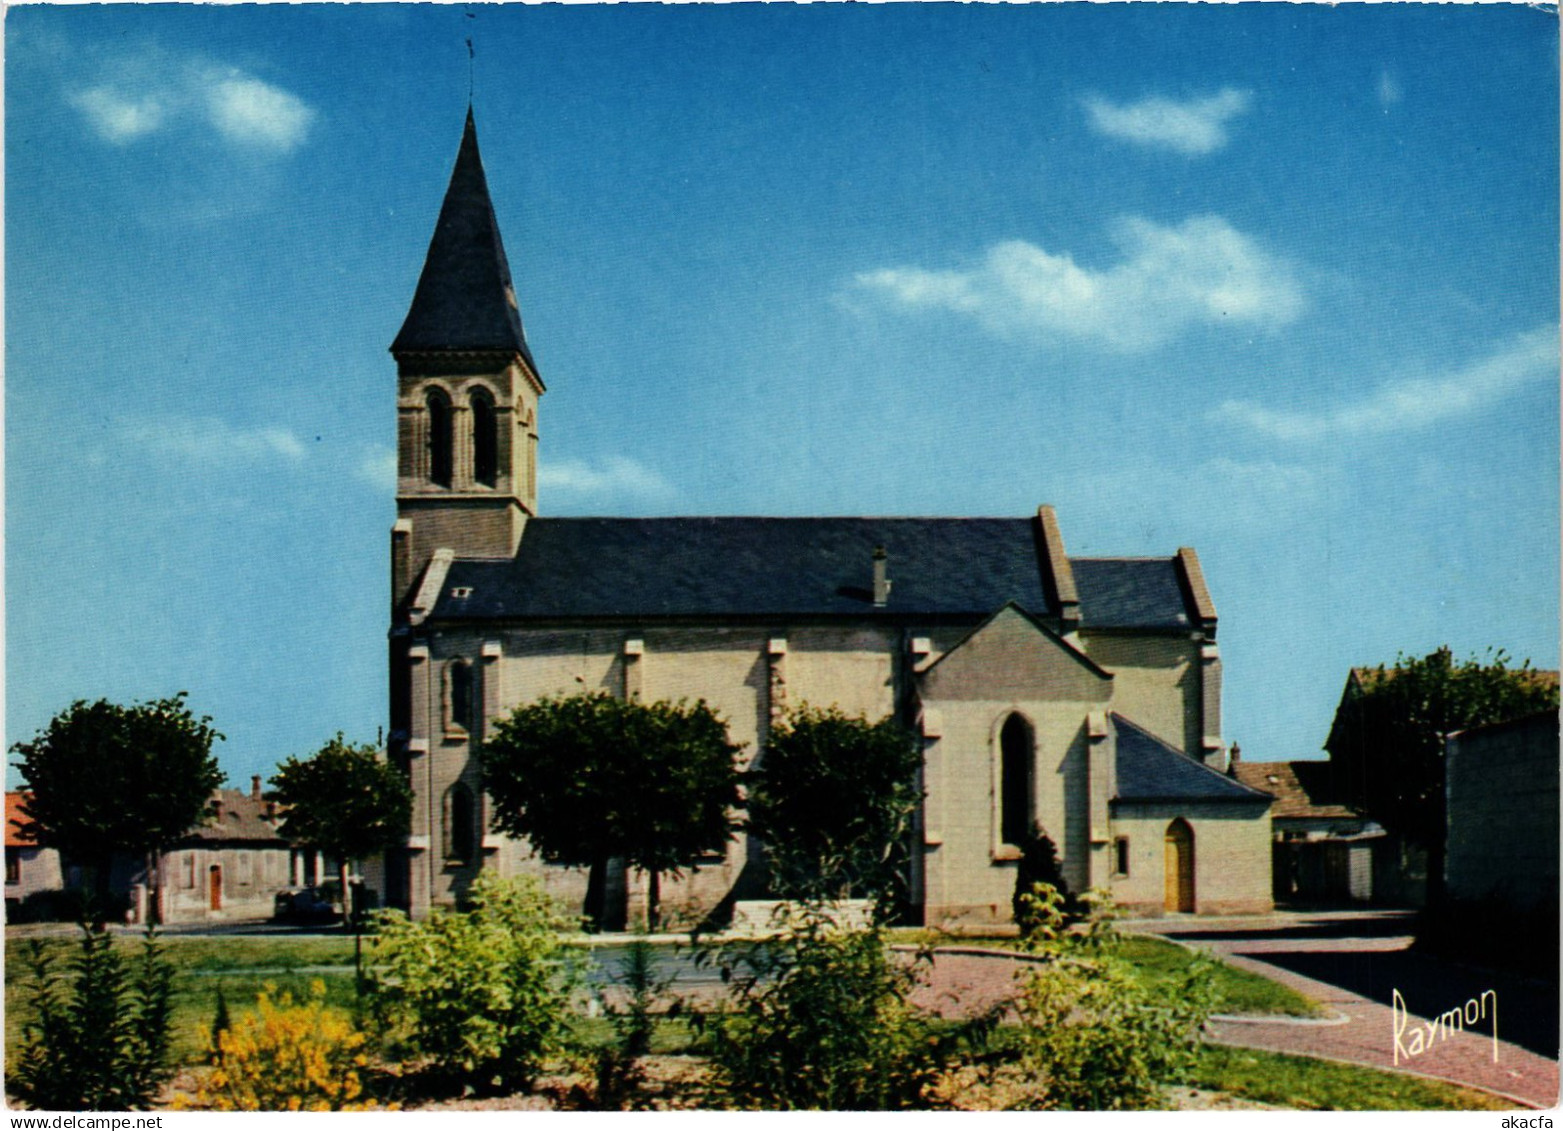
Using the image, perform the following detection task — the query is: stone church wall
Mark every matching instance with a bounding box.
[1108,800,1273,915]
[1081,633,1204,757]
[421,623,907,923]
[920,700,1103,926]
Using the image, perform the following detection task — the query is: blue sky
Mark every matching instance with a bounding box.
[6,4,1558,790]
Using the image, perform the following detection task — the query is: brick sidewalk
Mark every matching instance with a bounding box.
[1136,918,1560,1109]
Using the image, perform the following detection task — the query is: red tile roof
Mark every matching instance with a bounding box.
[6,792,38,848]
[1231,762,1359,820]
[5,788,287,848]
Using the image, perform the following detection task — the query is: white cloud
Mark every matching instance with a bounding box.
[123,417,309,467]
[856,215,1303,352]
[68,87,168,144]
[1213,325,1559,442]
[354,447,399,492]
[66,51,314,154]
[1083,88,1251,155]
[539,457,672,500]
[1201,457,1322,507]
[206,76,315,151]
[1377,71,1402,110]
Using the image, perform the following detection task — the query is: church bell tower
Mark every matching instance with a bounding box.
[390,108,542,606]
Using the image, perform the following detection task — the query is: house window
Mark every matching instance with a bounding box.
[426,388,453,487]
[444,781,477,864]
[1114,837,1130,877]
[471,387,498,487]
[183,853,197,889]
[6,850,19,885]
[446,659,474,736]
[999,714,1034,849]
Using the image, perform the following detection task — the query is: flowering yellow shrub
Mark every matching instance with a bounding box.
[176,981,388,1112]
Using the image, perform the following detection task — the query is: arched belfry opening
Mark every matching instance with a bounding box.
[426,387,453,488]
[471,386,498,487]
[999,714,1034,849]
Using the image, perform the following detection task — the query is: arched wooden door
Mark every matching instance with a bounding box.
[1163,820,1194,913]
[209,864,223,912]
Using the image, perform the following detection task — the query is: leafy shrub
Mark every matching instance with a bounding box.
[701,909,965,1110]
[1014,882,1068,951]
[1016,881,1120,954]
[368,875,580,1094]
[575,940,681,1110]
[1012,830,1071,927]
[10,921,174,1110]
[1007,953,1214,1110]
[177,982,379,1111]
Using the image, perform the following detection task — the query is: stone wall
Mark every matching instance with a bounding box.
[1080,633,1205,762]
[414,623,905,922]
[1446,712,1559,911]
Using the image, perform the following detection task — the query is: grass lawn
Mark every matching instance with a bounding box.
[1189,1045,1517,1111]
[5,932,361,1066]
[1114,934,1322,1016]
[5,929,1510,1111]
[886,929,1322,1017]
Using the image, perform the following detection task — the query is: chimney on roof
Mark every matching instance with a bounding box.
[211,797,224,821]
[1226,742,1240,777]
[265,800,277,822]
[251,775,263,802]
[872,547,892,608]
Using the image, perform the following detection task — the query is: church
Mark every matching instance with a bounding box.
[383,111,1274,927]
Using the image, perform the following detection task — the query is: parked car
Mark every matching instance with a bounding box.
[272,886,340,923]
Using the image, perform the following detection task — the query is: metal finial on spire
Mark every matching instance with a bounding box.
[465,9,476,103]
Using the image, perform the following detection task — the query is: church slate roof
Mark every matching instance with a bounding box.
[431,517,1200,628]
[1072,559,1195,633]
[391,108,536,368]
[1111,714,1271,804]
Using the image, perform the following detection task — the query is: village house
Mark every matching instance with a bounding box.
[136,782,297,923]
[4,792,64,918]
[1229,756,1384,904]
[384,110,1275,927]
[10,784,296,923]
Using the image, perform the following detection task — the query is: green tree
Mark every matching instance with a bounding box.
[483,692,742,930]
[11,693,224,915]
[268,735,413,971]
[745,705,923,908]
[1325,647,1558,903]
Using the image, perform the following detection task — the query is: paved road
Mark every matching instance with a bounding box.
[1128,910,1560,1109]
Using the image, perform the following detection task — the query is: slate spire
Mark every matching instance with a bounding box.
[392,107,535,368]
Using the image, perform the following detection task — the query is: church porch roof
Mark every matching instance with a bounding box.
[1112,714,1271,804]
